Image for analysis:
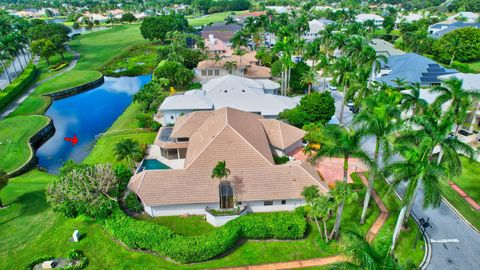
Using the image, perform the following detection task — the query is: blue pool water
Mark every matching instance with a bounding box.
[36,75,151,173]
[137,159,170,173]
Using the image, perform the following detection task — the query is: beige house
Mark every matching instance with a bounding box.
[129,108,328,217]
[195,51,272,80]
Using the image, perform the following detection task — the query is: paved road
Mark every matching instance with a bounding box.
[330,90,480,270]
[0,51,32,90]
[0,48,79,120]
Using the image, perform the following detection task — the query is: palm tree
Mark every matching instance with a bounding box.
[330,230,406,270]
[332,56,356,123]
[300,69,317,94]
[328,181,358,240]
[0,50,12,83]
[223,60,237,74]
[0,169,8,208]
[401,83,428,116]
[308,125,372,239]
[354,91,402,224]
[384,137,445,253]
[224,16,236,25]
[312,194,335,243]
[211,160,231,209]
[233,48,246,65]
[448,35,461,66]
[114,139,143,171]
[316,53,329,92]
[431,77,480,135]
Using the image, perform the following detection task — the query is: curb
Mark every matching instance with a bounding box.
[440,196,480,235]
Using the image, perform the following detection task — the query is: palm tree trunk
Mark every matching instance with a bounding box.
[323,220,329,243]
[391,205,407,254]
[11,60,19,76]
[17,55,24,71]
[21,48,29,66]
[331,156,349,239]
[323,70,327,92]
[403,185,419,224]
[308,83,311,94]
[339,85,347,123]
[360,138,380,224]
[314,216,323,241]
[437,149,443,165]
[281,69,285,96]
[287,67,291,95]
[0,58,12,83]
[450,51,456,66]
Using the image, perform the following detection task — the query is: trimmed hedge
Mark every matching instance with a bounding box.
[0,64,37,111]
[103,210,307,263]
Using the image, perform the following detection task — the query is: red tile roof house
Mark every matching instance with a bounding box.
[128,108,328,225]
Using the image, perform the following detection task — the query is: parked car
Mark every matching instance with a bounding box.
[328,84,337,91]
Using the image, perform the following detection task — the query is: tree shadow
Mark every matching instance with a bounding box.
[0,190,50,226]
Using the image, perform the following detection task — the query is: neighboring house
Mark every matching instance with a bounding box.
[355,13,384,26]
[370,38,405,57]
[375,53,457,87]
[396,13,424,23]
[195,51,272,80]
[200,23,243,44]
[448,12,479,23]
[129,107,328,217]
[265,6,292,14]
[158,75,298,125]
[438,73,480,133]
[303,19,334,42]
[204,34,231,55]
[428,20,480,38]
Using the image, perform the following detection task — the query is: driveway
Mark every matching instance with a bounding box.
[333,91,480,270]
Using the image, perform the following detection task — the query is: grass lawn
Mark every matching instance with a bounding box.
[0,115,49,173]
[467,60,480,73]
[370,175,425,266]
[188,10,249,26]
[35,24,148,95]
[452,157,480,202]
[36,52,75,82]
[100,44,160,77]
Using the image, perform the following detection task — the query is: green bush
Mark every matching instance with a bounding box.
[103,209,307,263]
[50,62,69,72]
[451,61,475,73]
[124,192,143,212]
[273,155,290,164]
[25,256,55,270]
[0,64,37,111]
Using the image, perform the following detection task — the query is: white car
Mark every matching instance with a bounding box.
[328,84,337,91]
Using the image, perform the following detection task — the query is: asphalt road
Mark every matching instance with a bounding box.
[330,90,480,270]
[0,51,31,90]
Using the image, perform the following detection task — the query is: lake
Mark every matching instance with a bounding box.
[36,75,151,173]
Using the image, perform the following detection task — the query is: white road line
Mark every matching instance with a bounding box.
[430,239,460,243]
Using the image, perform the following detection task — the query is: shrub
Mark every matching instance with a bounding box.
[25,256,55,270]
[273,155,290,165]
[451,61,474,73]
[103,209,307,263]
[125,192,143,212]
[0,64,37,111]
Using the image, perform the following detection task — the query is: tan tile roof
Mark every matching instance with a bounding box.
[197,51,259,69]
[129,108,328,206]
[171,111,213,138]
[259,119,307,150]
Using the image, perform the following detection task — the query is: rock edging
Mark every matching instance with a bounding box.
[43,75,105,101]
[8,117,55,177]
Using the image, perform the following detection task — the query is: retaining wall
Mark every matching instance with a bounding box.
[44,75,105,100]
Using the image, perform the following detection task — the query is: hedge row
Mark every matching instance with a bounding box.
[103,210,307,263]
[0,64,37,111]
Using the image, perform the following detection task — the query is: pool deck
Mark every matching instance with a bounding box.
[145,145,185,169]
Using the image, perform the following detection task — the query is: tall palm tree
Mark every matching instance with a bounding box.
[224,16,236,25]
[211,160,231,209]
[330,230,407,270]
[308,125,372,239]
[401,83,428,116]
[448,35,461,66]
[114,139,143,171]
[300,69,317,94]
[354,91,402,224]
[384,136,445,253]
[223,60,237,74]
[332,56,356,123]
[0,169,8,208]
[311,194,335,243]
[0,50,12,83]
[431,77,480,135]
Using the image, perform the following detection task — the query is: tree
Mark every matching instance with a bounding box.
[224,16,236,25]
[140,14,189,41]
[134,80,169,113]
[211,160,231,209]
[308,125,371,239]
[332,56,356,123]
[290,61,311,94]
[0,170,8,208]
[433,27,480,64]
[154,60,194,87]
[46,163,121,219]
[114,139,144,171]
[328,181,358,240]
[354,91,402,224]
[223,60,237,74]
[300,69,317,94]
[279,92,335,127]
[72,22,80,29]
[330,230,406,270]
[121,12,137,24]
[431,77,480,134]
[401,83,428,116]
[31,38,56,65]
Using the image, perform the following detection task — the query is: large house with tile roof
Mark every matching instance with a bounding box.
[129,108,328,217]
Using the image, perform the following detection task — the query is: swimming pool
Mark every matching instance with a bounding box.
[137,159,170,172]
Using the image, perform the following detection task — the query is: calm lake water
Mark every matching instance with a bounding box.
[37,75,151,173]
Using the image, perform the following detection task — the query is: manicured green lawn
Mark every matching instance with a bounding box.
[7,93,52,117]
[0,115,49,173]
[36,52,75,82]
[452,157,480,202]
[36,24,148,95]
[467,61,480,73]
[439,181,480,231]
[188,10,249,26]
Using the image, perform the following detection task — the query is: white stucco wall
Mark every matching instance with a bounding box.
[245,199,305,212]
[162,110,201,125]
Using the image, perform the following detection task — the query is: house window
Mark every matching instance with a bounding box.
[170,115,174,120]
[207,69,214,76]
[219,182,234,209]
[281,200,286,205]
[264,201,273,206]
[201,70,207,76]
[177,137,189,142]
[214,69,220,76]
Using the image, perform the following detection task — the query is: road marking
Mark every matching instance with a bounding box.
[430,239,459,243]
